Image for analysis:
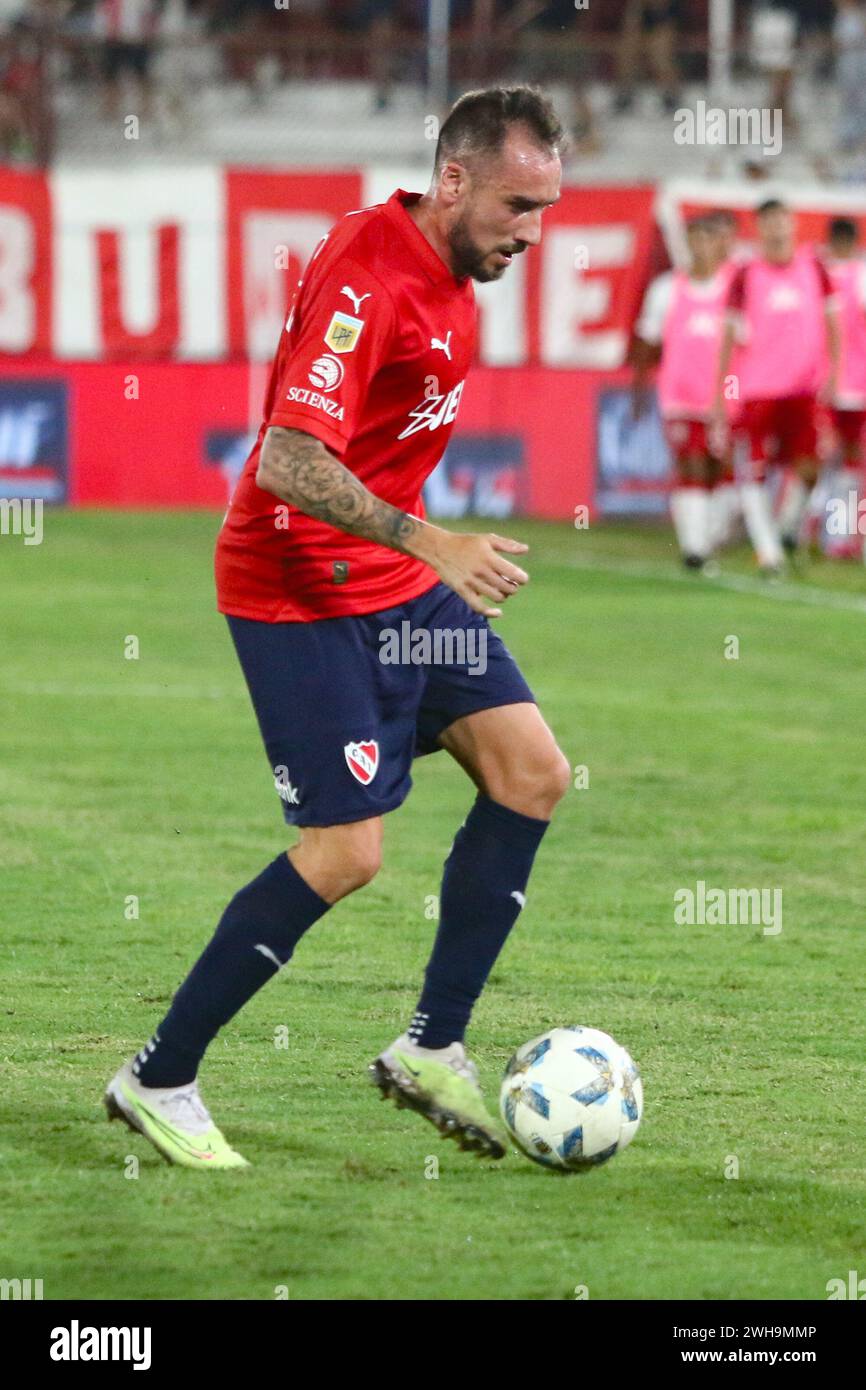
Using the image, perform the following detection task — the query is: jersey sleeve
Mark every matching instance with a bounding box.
[635,271,674,345]
[267,256,397,459]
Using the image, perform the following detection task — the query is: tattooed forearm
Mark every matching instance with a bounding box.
[256,426,422,553]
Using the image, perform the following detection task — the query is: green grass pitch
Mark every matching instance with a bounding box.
[2,511,865,1301]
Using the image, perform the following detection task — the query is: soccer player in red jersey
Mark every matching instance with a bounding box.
[713,200,840,573]
[105,87,570,1168]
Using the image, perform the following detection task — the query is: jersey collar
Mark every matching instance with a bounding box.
[384,189,467,288]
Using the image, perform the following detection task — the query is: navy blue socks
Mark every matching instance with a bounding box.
[134,854,330,1087]
[408,795,550,1049]
[133,798,549,1086]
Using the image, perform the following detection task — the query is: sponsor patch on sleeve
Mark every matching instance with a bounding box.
[324,310,365,354]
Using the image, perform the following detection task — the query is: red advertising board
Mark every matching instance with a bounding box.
[0,357,602,516]
[0,166,660,516]
[225,169,364,361]
[9,169,865,515]
[0,165,656,369]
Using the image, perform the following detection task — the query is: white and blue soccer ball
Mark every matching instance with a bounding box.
[500,1026,643,1171]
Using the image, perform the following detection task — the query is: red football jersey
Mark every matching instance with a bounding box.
[215,189,478,621]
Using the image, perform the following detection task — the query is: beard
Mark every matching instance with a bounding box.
[447,212,512,283]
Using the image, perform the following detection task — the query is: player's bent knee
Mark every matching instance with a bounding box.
[342,845,382,890]
[524,748,571,816]
[542,749,572,807]
[487,746,571,819]
[292,820,383,900]
[329,830,382,892]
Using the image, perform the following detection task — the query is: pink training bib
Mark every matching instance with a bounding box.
[731,248,830,401]
[657,268,731,418]
[827,258,866,408]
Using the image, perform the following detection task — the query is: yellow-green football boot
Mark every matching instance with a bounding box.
[369,1035,508,1159]
[104,1063,249,1170]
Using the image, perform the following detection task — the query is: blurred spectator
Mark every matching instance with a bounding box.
[155,0,207,130]
[208,0,264,89]
[615,0,682,115]
[0,0,24,26]
[504,1,599,153]
[346,2,473,114]
[743,157,773,178]
[0,17,40,160]
[63,0,96,33]
[354,1,399,112]
[93,0,164,119]
[749,3,799,132]
[834,0,866,151]
[748,2,833,136]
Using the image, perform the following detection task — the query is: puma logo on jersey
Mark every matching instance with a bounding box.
[341,285,372,314]
[431,331,452,360]
[397,380,465,439]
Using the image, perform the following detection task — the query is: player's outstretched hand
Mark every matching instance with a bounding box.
[429,531,529,619]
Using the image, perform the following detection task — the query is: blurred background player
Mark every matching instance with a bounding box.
[833,0,866,154]
[748,1,802,138]
[707,207,741,266]
[614,0,683,115]
[705,208,746,552]
[715,198,840,573]
[95,0,162,123]
[504,1,600,154]
[823,215,866,558]
[633,215,731,572]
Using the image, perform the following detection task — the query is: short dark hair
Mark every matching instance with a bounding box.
[434,85,565,174]
[829,216,858,243]
[708,208,737,228]
[756,198,787,217]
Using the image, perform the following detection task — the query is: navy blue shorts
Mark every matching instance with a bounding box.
[227,582,535,827]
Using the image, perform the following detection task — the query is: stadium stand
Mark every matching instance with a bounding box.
[0,0,855,182]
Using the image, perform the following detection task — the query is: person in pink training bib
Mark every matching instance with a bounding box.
[703,210,749,552]
[714,199,841,574]
[823,216,866,559]
[633,216,733,571]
